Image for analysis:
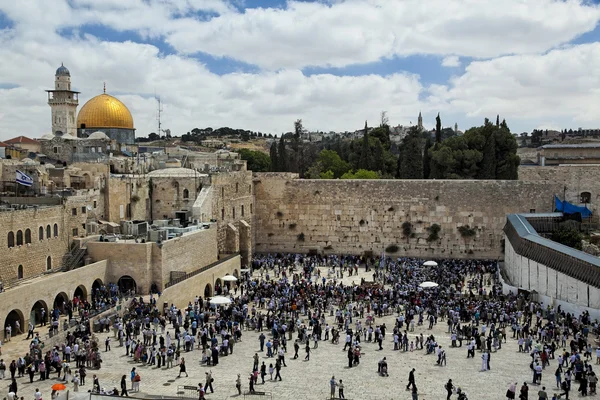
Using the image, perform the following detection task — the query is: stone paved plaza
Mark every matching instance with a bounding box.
[0,268,589,400]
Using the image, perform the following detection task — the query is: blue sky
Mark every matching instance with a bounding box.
[1,0,600,139]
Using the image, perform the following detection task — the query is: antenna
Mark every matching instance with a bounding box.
[156,95,163,138]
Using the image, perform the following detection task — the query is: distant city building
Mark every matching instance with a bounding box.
[537,143,600,166]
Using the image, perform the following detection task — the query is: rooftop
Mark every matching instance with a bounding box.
[5,136,39,145]
[147,167,208,178]
[539,143,600,149]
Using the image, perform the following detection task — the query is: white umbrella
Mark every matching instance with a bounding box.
[419,281,439,288]
[222,275,238,282]
[209,296,232,305]
[423,260,438,266]
[240,269,251,273]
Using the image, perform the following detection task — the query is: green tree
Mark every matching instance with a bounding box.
[269,142,279,172]
[358,121,371,170]
[435,113,442,143]
[478,123,497,179]
[316,149,351,178]
[319,170,335,179]
[278,137,287,172]
[551,225,583,250]
[341,169,380,179]
[238,149,271,172]
[399,127,424,179]
[423,136,432,179]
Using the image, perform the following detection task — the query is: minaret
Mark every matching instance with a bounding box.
[417,111,423,130]
[46,64,79,136]
[454,122,458,134]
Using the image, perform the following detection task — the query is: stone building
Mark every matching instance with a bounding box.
[4,136,41,154]
[46,64,79,136]
[39,131,116,163]
[537,143,600,165]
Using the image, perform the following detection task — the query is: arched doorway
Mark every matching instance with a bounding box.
[30,300,48,326]
[53,292,69,314]
[215,278,223,295]
[118,276,137,294]
[74,285,87,301]
[204,283,212,298]
[4,309,25,339]
[91,279,104,303]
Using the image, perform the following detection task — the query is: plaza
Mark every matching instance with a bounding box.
[1,261,590,400]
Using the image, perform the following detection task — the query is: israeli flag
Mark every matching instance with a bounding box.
[16,170,33,187]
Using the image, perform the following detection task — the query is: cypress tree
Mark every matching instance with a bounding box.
[479,127,497,179]
[269,142,278,171]
[423,136,432,179]
[496,114,500,128]
[400,127,424,179]
[278,136,287,172]
[435,113,442,143]
[358,121,370,170]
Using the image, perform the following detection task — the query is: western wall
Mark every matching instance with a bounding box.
[253,173,564,258]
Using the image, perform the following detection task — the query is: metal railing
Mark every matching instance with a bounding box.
[164,253,239,289]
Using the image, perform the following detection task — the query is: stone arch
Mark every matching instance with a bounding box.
[25,228,31,244]
[118,275,137,294]
[16,230,23,246]
[7,231,14,248]
[30,300,48,326]
[46,256,52,271]
[4,309,25,339]
[204,283,212,298]
[53,224,59,237]
[183,188,189,199]
[53,292,69,313]
[580,191,591,204]
[92,278,104,291]
[74,285,87,301]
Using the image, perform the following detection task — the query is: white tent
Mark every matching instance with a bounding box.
[423,261,438,266]
[209,296,232,305]
[419,281,439,288]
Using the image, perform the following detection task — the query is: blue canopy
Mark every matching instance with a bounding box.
[554,195,592,217]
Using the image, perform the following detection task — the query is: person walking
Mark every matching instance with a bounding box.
[204,371,214,393]
[120,375,129,397]
[406,368,416,390]
[178,358,188,378]
[130,368,136,391]
[305,342,311,361]
[274,360,282,381]
[445,379,454,400]
[507,382,516,399]
[293,341,300,359]
[412,385,419,400]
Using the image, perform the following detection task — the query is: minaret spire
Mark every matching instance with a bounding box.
[103,82,106,94]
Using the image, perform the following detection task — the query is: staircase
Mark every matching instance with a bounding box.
[61,246,87,271]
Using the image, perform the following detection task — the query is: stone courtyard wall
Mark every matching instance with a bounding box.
[253,173,563,258]
[519,165,600,213]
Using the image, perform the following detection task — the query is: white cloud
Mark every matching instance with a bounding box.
[441,56,460,68]
[430,43,600,130]
[1,0,600,140]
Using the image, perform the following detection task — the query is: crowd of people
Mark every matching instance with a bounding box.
[1,254,599,399]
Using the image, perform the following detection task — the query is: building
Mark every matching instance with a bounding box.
[537,143,600,166]
[76,86,136,145]
[46,64,79,136]
[45,65,136,145]
[39,131,116,163]
[4,136,41,154]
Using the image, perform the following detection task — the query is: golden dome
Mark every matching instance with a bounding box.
[77,93,134,129]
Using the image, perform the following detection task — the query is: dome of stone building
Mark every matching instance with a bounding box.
[56,64,70,76]
[87,131,110,140]
[39,133,54,141]
[77,93,134,130]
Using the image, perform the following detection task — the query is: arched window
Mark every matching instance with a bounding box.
[183,189,189,199]
[25,229,31,244]
[580,192,591,204]
[17,265,23,279]
[7,232,14,248]
[39,226,44,241]
[46,256,52,271]
[16,230,23,246]
[46,225,51,239]
[53,224,58,237]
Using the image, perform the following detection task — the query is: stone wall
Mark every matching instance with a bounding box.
[0,260,108,340]
[253,173,563,258]
[211,171,254,264]
[519,165,600,213]
[107,176,150,223]
[161,255,241,310]
[149,175,209,221]
[86,227,218,292]
[0,206,70,283]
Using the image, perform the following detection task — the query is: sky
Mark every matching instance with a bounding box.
[1,0,600,141]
